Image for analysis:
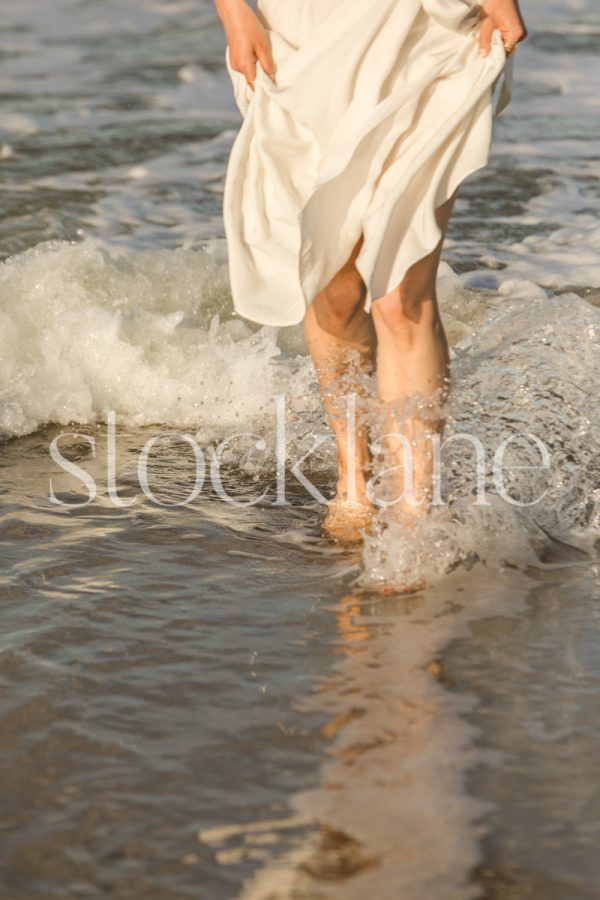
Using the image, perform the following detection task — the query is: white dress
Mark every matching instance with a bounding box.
[223,0,512,327]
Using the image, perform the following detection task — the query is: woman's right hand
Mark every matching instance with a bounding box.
[215,0,276,90]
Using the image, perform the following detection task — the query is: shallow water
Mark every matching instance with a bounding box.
[1,0,600,897]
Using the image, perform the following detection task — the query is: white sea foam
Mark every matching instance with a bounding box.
[0,238,316,441]
[2,239,598,595]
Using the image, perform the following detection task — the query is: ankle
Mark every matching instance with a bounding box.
[337,458,371,485]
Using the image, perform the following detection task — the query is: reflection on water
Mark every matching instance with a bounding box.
[237,560,600,900]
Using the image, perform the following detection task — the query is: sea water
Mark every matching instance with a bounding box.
[1,0,599,897]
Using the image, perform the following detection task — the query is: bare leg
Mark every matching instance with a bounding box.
[370,193,457,523]
[304,235,378,540]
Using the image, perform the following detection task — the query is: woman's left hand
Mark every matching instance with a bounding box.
[479,0,528,58]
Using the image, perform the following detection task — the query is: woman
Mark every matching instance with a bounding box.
[216,0,527,543]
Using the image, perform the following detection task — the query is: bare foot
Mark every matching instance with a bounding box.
[321,496,376,544]
[378,577,426,596]
[385,502,426,529]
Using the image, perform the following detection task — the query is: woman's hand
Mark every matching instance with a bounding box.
[479,0,528,57]
[215,0,276,90]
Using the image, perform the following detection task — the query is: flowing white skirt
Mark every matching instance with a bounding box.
[223,0,512,326]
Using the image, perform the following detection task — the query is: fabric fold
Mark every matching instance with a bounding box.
[223,0,511,327]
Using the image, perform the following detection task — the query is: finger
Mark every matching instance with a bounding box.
[498,10,527,48]
[255,42,277,82]
[479,15,495,57]
[241,58,257,90]
[503,24,527,46]
[501,29,524,57]
[230,54,254,83]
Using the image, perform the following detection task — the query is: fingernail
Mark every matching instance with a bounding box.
[480,47,487,57]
